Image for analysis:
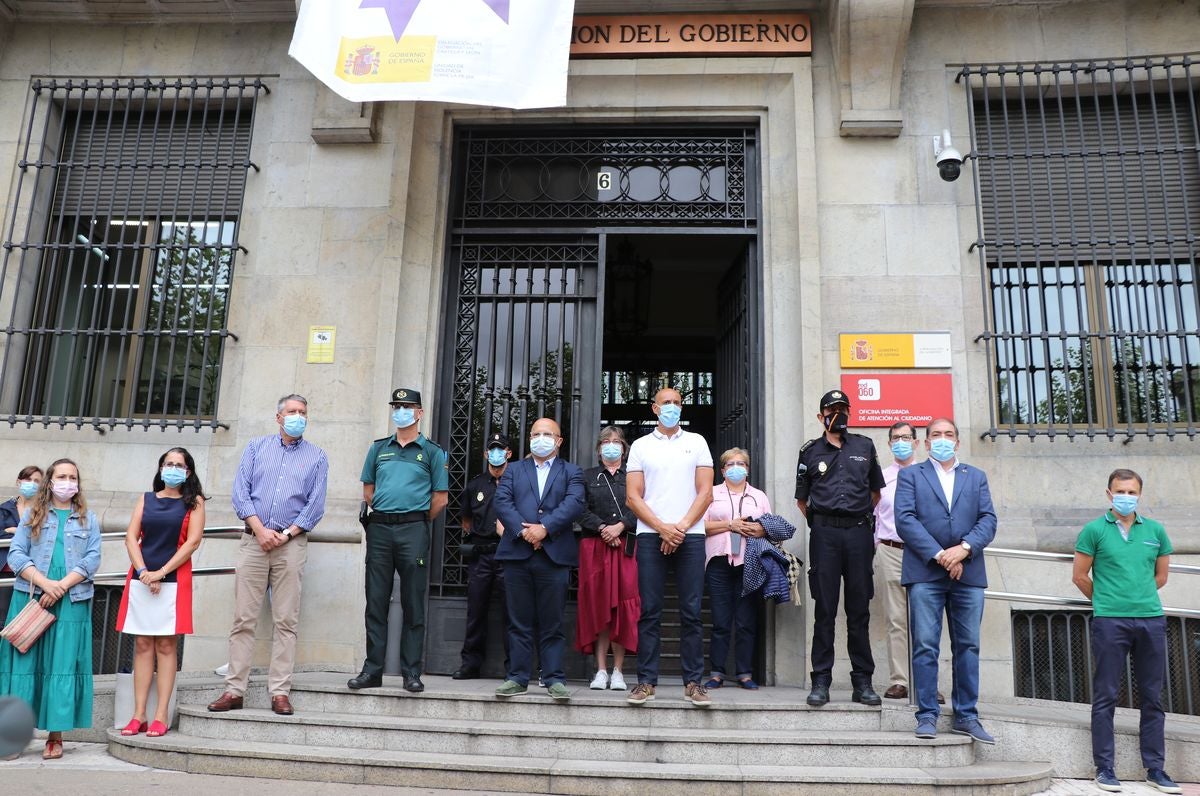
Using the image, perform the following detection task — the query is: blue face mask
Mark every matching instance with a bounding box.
[1111,494,1138,516]
[724,465,748,484]
[487,448,507,467]
[890,440,913,461]
[392,407,416,428]
[18,481,38,498]
[530,435,557,458]
[282,414,307,437]
[929,438,957,463]
[657,403,682,428]
[161,466,188,487]
[600,442,622,462]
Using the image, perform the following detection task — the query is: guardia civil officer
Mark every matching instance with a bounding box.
[349,387,448,693]
[795,389,885,707]
[451,433,512,680]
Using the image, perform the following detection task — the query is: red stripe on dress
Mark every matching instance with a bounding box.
[175,510,193,635]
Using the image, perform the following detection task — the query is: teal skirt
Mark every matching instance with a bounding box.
[0,587,93,732]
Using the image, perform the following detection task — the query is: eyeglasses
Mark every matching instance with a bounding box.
[889,434,915,442]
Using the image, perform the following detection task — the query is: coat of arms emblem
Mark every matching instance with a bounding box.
[344,46,381,77]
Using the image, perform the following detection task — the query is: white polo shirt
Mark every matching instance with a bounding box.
[626,428,714,535]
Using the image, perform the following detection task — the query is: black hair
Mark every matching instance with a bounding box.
[154,447,209,509]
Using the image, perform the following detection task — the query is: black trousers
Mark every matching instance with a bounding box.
[460,550,509,673]
[363,517,429,678]
[808,522,875,681]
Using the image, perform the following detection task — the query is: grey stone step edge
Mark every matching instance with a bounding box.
[176,704,972,748]
[107,730,1054,792]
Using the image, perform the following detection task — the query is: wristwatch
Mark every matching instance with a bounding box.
[281,528,294,539]
[960,541,972,553]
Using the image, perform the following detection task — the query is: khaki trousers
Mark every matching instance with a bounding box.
[874,542,909,688]
[226,533,308,697]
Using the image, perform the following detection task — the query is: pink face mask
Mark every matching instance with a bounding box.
[51,480,79,501]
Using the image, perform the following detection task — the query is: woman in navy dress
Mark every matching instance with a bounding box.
[116,448,205,738]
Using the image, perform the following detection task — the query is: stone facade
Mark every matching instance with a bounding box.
[0,1,1196,693]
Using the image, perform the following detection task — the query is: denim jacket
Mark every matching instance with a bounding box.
[7,508,102,603]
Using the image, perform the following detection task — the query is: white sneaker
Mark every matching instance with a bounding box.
[590,670,609,690]
[214,663,229,677]
[609,670,627,691]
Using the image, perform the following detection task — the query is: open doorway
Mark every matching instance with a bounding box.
[599,232,764,681]
[600,232,757,456]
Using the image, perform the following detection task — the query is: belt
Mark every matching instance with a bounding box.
[879,538,904,550]
[368,510,428,524]
[811,513,871,529]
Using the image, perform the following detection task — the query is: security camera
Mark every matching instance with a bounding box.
[932,129,963,182]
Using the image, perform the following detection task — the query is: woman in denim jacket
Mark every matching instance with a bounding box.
[0,458,101,760]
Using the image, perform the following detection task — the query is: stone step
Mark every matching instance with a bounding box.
[278,677,885,731]
[107,730,1054,795]
[176,705,976,768]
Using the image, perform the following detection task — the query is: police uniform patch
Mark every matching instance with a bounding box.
[818,461,827,474]
[476,491,485,503]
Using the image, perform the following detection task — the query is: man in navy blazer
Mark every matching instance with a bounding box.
[492,417,585,701]
[895,417,997,745]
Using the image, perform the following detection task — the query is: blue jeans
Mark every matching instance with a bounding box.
[706,557,758,679]
[636,534,705,685]
[909,579,984,724]
[1090,615,1167,771]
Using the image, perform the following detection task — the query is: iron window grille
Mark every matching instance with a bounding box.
[0,76,266,431]
[1012,609,1198,716]
[963,56,1200,440]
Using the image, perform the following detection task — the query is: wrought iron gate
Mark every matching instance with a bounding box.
[426,126,760,676]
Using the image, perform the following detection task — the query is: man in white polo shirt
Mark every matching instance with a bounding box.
[624,387,715,707]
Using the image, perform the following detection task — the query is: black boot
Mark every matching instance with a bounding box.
[806,673,831,707]
[852,680,882,706]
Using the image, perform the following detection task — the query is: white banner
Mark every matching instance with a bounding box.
[289,0,576,109]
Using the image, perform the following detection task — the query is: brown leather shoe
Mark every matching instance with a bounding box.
[207,692,243,712]
[884,684,908,699]
[271,694,294,715]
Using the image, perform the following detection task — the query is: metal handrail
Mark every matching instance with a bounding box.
[0,525,245,548]
[985,546,1200,619]
[0,525,243,585]
[989,546,1200,575]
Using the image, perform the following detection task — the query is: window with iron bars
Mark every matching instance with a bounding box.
[965,56,1200,439]
[0,77,266,431]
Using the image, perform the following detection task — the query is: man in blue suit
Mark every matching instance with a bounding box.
[895,417,997,744]
[493,417,586,702]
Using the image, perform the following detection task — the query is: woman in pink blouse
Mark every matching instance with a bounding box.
[702,447,771,690]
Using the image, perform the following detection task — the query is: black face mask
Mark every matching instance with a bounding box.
[823,411,849,434]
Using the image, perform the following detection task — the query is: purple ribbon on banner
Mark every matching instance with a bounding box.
[360,0,510,42]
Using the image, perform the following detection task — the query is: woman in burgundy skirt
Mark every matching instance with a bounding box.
[575,426,640,690]
[116,447,206,737]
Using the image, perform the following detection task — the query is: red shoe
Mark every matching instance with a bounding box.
[120,718,148,736]
[146,720,169,737]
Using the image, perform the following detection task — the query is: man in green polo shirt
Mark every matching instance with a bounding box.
[1072,468,1179,795]
[348,387,448,694]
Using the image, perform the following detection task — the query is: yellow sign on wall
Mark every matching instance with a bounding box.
[306,326,336,364]
[839,332,951,369]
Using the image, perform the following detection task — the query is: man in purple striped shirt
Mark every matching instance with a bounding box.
[208,393,329,717]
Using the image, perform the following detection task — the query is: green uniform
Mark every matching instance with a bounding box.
[359,433,448,678]
[1075,512,1172,617]
[360,434,449,512]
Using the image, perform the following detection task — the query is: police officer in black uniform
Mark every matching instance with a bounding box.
[451,433,512,680]
[349,387,448,694]
[795,389,885,707]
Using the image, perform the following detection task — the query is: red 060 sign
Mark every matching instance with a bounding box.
[839,373,953,428]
